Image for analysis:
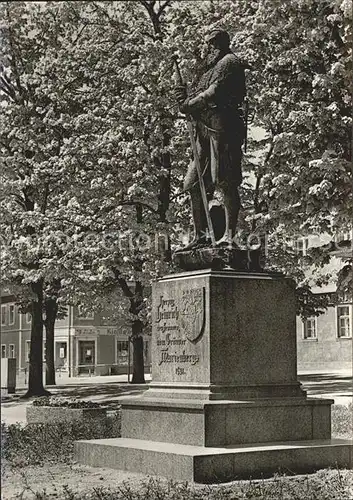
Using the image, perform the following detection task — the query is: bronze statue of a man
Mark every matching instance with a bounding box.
[175,29,246,249]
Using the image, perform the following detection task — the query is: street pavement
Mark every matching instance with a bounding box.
[1,370,351,426]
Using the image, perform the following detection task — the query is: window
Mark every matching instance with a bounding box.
[1,305,7,325]
[294,238,309,257]
[8,304,15,325]
[338,289,352,304]
[1,345,6,358]
[335,231,352,244]
[26,312,32,324]
[337,306,352,338]
[26,341,31,362]
[78,305,94,320]
[58,343,67,359]
[8,344,15,358]
[303,318,317,339]
[117,341,129,365]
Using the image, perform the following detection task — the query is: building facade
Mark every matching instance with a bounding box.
[0,297,151,378]
[297,291,352,371]
[295,231,352,371]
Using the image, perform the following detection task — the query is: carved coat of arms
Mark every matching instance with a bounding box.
[179,287,205,343]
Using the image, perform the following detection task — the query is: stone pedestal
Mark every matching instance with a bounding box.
[75,270,352,482]
[147,270,303,400]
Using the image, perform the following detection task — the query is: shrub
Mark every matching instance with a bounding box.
[32,396,101,409]
[1,422,7,478]
[2,411,121,468]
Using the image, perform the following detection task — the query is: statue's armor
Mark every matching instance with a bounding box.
[185,51,246,191]
[192,52,246,132]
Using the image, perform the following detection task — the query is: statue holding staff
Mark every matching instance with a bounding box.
[174,29,247,251]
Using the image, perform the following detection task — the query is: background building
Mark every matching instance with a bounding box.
[0,296,151,380]
[297,283,352,371]
[295,230,352,371]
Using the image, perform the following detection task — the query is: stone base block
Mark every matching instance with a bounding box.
[74,437,353,483]
[120,397,332,447]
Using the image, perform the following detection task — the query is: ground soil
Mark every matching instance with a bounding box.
[1,462,150,499]
[2,464,353,499]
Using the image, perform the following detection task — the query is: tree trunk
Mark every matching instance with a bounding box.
[45,298,58,386]
[24,280,50,398]
[131,320,145,384]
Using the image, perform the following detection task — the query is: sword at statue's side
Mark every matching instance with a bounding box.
[171,55,216,247]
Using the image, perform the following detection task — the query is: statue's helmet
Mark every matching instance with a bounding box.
[205,29,230,47]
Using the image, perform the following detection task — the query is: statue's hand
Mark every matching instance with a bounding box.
[179,98,191,114]
[179,91,208,115]
[174,85,187,104]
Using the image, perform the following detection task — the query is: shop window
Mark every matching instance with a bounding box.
[337,306,352,338]
[78,305,94,320]
[8,304,15,325]
[1,345,6,358]
[8,344,15,358]
[1,305,7,326]
[117,341,129,365]
[303,318,317,339]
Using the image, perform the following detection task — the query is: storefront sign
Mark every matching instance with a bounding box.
[75,328,97,336]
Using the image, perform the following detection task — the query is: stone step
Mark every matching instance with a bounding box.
[119,396,332,447]
[74,437,353,483]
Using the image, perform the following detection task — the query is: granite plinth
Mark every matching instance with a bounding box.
[149,270,303,400]
[120,397,332,447]
[74,438,353,483]
[172,247,262,271]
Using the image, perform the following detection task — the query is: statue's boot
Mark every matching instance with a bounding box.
[216,186,240,247]
[177,234,210,252]
[216,233,236,248]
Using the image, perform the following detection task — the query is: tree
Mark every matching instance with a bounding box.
[56,0,250,382]
[0,1,95,395]
[44,279,63,386]
[212,0,352,313]
[227,0,351,239]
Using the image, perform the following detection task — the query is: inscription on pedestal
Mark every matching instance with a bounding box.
[153,286,207,382]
